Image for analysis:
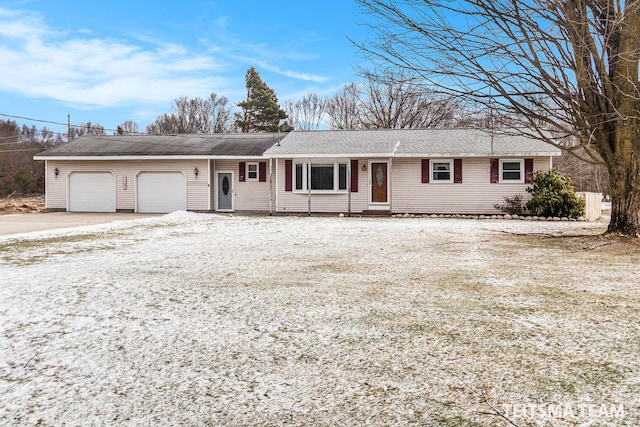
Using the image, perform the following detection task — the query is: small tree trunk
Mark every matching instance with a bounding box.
[606,161,640,237]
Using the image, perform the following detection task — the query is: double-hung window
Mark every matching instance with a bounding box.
[294,161,348,192]
[246,162,258,181]
[430,160,453,183]
[500,159,524,183]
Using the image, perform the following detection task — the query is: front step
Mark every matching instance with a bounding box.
[361,210,391,216]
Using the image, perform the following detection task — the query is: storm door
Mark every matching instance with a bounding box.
[217,172,234,211]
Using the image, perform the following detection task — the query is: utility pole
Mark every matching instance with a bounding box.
[67,114,71,142]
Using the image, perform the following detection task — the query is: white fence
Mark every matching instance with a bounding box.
[576,192,603,221]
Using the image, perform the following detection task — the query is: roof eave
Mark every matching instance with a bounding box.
[33,154,268,161]
[396,152,562,158]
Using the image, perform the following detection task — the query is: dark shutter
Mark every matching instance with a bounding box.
[239,162,246,182]
[524,158,534,183]
[454,159,463,183]
[285,160,292,192]
[421,159,430,183]
[259,162,267,182]
[490,158,499,183]
[350,160,358,192]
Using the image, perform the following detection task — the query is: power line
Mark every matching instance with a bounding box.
[0,113,69,128]
[0,112,138,134]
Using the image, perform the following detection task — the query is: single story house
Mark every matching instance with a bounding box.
[34,129,561,215]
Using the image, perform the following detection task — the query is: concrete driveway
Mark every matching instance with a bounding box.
[0,212,160,237]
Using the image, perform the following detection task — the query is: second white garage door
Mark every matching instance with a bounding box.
[137,172,186,213]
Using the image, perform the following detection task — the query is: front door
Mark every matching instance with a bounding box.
[370,162,388,204]
[217,172,234,211]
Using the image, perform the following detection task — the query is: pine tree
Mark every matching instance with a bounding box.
[235,67,293,133]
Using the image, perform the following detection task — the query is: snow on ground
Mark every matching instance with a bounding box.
[0,213,638,426]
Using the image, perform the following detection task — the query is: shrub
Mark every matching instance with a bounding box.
[494,194,525,215]
[526,169,585,218]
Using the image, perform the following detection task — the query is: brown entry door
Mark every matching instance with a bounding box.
[371,162,388,203]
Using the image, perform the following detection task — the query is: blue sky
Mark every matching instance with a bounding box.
[0,0,371,136]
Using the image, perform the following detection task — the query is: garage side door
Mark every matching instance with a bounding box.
[137,172,186,213]
[69,172,116,212]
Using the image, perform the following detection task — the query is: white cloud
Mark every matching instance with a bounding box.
[229,55,329,83]
[0,8,228,108]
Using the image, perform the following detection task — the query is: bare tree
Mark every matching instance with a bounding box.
[0,120,46,196]
[208,93,233,133]
[359,70,461,129]
[285,93,328,131]
[326,83,363,130]
[147,96,212,134]
[356,0,640,236]
[70,121,106,140]
[147,93,234,134]
[555,147,610,196]
[117,120,141,135]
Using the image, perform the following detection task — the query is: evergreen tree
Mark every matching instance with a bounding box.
[235,67,292,133]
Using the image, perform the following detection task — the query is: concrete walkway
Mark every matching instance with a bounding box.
[0,212,159,237]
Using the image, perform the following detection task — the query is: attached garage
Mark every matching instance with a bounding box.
[68,172,116,212]
[136,172,186,213]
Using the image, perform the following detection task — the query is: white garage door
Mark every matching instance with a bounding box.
[137,172,186,213]
[68,172,116,212]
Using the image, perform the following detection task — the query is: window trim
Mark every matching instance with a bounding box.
[293,161,349,193]
[246,162,259,181]
[499,159,524,183]
[430,159,454,184]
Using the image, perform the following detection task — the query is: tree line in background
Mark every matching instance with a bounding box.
[0,119,113,197]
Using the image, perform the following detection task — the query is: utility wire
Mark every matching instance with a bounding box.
[0,112,137,134]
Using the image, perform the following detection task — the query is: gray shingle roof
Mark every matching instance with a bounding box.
[35,129,561,160]
[35,134,282,158]
[264,129,561,157]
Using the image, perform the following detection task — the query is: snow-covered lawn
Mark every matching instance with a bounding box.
[1,213,638,426]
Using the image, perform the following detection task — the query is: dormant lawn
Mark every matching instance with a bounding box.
[1,213,638,426]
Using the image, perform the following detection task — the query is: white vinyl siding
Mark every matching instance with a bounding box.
[214,160,271,212]
[391,157,551,214]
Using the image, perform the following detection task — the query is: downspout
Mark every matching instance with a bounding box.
[307,158,311,216]
[212,159,216,211]
[347,159,352,217]
[390,141,400,215]
[44,159,49,210]
[269,157,273,215]
[389,158,393,215]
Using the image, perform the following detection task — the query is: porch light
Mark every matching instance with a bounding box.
[54,168,59,177]
[361,163,367,172]
[194,167,199,178]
